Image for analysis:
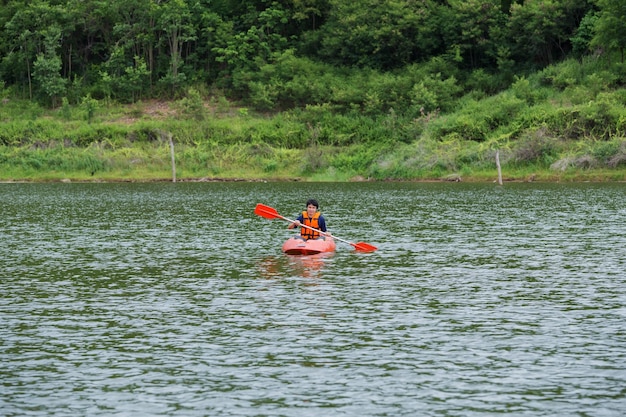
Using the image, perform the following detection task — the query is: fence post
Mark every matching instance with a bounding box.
[496,150,502,185]
[168,133,176,183]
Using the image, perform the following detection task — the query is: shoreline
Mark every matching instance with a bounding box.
[2,172,625,184]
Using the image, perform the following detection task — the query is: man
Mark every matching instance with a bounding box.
[288,199,330,240]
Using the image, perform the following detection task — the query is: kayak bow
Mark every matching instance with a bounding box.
[282,236,336,255]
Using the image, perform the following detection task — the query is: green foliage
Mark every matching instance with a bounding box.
[59,97,72,120]
[606,139,626,167]
[590,139,621,162]
[507,0,590,67]
[592,0,626,62]
[0,99,45,122]
[511,128,562,165]
[0,0,614,116]
[427,92,527,143]
[0,144,107,174]
[32,26,66,107]
[177,87,206,121]
[539,59,584,90]
[1,0,626,183]
[571,10,598,57]
[433,113,489,142]
[447,0,508,70]
[511,76,532,104]
[409,74,462,114]
[465,69,504,95]
[547,101,620,140]
[243,50,335,109]
[316,0,442,70]
[328,143,389,174]
[81,94,99,123]
[235,53,468,116]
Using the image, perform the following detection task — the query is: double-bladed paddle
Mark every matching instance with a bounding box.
[254,203,378,252]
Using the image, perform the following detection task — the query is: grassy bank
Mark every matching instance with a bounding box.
[2,57,626,183]
[2,139,625,183]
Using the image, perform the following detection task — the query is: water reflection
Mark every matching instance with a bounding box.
[286,253,333,279]
[257,253,333,279]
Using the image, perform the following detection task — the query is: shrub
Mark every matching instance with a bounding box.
[607,140,626,167]
[81,94,99,123]
[465,68,502,95]
[511,76,543,105]
[512,128,561,165]
[429,111,489,142]
[177,88,207,121]
[539,59,582,90]
[59,97,72,120]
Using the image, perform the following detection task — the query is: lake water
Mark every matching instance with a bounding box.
[1,182,625,416]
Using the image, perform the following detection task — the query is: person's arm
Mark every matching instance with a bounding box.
[288,214,303,229]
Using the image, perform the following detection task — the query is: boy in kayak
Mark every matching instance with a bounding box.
[288,199,331,240]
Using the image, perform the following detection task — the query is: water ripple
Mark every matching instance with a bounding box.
[1,182,625,416]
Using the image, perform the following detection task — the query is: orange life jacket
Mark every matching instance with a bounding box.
[301,211,321,240]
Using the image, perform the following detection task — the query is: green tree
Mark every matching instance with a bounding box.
[571,10,598,58]
[110,0,156,82]
[446,0,508,70]
[508,0,590,68]
[194,10,234,82]
[1,0,69,99]
[316,0,442,70]
[154,0,197,95]
[290,0,331,31]
[592,0,626,63]
[213,1,292,73]
[100,53,150,103]
[81,93,98,123]
[32,26,66,106]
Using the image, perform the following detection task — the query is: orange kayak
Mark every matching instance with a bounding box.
[282,236,336,255]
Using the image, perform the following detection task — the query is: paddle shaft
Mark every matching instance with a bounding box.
[279,213,330,237]
[280,214,366,248]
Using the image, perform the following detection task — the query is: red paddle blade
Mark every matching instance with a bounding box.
[353,242,377,252]
[254,203,281,219]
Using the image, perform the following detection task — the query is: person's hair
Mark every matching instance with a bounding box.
[305,199,319,209]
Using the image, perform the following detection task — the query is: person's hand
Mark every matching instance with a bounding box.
[294,220,301,227]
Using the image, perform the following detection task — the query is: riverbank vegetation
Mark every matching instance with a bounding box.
[1,0,626,182]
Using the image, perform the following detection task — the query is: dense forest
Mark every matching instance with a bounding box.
[1,0,626,181]
[3,0,623,107]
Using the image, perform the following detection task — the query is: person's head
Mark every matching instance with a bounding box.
[305,199,319,216]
